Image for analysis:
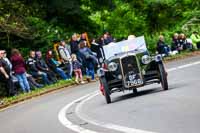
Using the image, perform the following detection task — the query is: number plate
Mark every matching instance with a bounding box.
[124,71,143,87]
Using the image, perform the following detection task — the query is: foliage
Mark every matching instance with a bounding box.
[0,0,200,53]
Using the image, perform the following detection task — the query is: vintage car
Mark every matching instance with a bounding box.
[97,36,168,104]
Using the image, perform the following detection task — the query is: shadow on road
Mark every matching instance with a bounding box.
[111,82,188,104]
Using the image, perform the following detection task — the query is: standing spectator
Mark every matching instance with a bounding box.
[190,31,200,49]
[71,54,84,84]
[156,35,170,56]
[58,40,73,79]
[46,50,68,80]
[70,34,83,63]
[70,34,80,54]
[35,51,57,83]
[0,50,15,96]
[86,61,95,82]
[91,38,103,62]
[103,31,113,45]
[2,50,12,70]
[10,49,31,93]
[26,51,52,85]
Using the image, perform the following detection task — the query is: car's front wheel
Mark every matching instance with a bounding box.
[100,77,111,104]
[158,63,168,90]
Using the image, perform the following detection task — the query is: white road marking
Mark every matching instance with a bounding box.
[58,91,99,133]
[76,92,156,133]
[58,60,200,133]
[167,61,200,72]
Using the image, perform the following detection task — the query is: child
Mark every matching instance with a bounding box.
[71,54,85,84]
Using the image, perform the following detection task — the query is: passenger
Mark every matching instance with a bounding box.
[58,40,73,79]
[46,50,68,80]
[0,50,16,96]
[10,49,31,93]
[190,31,200,49]
[71,54,85,84]
[35,51,57,83]
[26,51,52,85]
[156,35,170,56]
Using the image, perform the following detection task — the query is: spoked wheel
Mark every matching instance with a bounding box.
[100,77,111,104]
[158,63,168,90]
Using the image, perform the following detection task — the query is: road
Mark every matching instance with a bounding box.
[0,56,200,133]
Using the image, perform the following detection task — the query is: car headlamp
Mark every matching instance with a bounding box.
[155,54,162,62]
[108,62,118,71]
[141,55,151,64]
[97,68,105,77]
[99,58,103,63]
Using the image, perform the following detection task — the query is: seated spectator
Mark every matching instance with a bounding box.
[26,73,44,89]
[71,54,84,84]
[156,35,171,56]
[58,40,73,79]
[0,50,16,96]
[26,51,52,85]
[178,33,188,50]
[46,50,69,80]
[190,31,200,49]
[79,41,99,67]
[10,49,31,93]
[171,33,182,52]
[35,51,57,83]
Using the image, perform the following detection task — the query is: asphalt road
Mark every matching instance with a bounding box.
[0,56,200,133]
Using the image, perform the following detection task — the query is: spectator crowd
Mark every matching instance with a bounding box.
[0,31,200,97]
[156,31,200,56]
[0,31,113,97]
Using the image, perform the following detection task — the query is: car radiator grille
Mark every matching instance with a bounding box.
[121,55,142,88]
[121,55,139,75]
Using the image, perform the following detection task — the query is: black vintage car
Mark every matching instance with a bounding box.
[97,36,168,104]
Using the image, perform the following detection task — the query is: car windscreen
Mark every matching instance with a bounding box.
[102,36,147,59]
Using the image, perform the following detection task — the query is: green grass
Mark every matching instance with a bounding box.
[164,50,200,62]
[0,79,76,108]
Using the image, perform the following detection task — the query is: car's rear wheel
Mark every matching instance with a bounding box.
[100,77,111,104]
[158,63,168,90]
